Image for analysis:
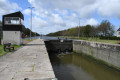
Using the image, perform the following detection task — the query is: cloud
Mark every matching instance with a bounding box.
[28,0,120,18]
[23,9,31,15]
[27,0,120,34]
[97,0,120,18]
[0,0,22,15]
[85,18,99,26]
[32,16,48,28]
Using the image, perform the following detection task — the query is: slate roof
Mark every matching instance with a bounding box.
[3,11,24,20]
[117,28,120,31]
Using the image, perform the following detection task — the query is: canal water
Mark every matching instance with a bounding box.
[24,36,66,40]
[49,53,120,80]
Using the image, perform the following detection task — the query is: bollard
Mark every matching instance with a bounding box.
[24,78,29,80]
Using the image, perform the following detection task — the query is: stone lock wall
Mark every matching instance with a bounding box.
[73,40,120,68]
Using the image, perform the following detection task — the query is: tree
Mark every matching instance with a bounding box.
[24,28,40,37]
[83,25,92,37]
[0,21,2,24]
[0,21,2,38]
[97,20,114,37]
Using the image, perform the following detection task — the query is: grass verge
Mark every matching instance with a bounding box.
[0,45,21,57]
[59,36,120,44]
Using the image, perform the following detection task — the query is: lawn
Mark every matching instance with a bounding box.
[60,36,120,44]
[78,37,119,44]
[0,39,34,57]
[0,45,21,57]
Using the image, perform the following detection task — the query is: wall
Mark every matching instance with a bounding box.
[3,31,22,45]
[45,40,73,52]
[117,31,120,37]
[73,40,120,69]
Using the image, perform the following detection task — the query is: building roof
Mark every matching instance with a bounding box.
[117,28,120,31]
[3,11,24,20]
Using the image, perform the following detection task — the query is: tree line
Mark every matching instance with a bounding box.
[24,28,40,37]
[47,20,115,38]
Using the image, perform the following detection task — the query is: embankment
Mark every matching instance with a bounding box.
[73,40,120,70]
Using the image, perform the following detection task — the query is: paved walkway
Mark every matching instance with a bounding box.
[0,39,55,80]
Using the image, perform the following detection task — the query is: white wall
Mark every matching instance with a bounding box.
[117,31,120,37]
[3,31,22,45]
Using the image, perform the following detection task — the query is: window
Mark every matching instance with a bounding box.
[119,32,120,35]
[4,17,24,25]
[21,19,24,25]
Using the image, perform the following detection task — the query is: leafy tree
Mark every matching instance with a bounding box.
[0,21,2,24]
[0,21,2,38]
[24,28,40,37]
[83,25,92,37]
[97,20,114,37]
[46,20,115,38]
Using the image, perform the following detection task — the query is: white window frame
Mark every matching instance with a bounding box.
[4,17,24,25]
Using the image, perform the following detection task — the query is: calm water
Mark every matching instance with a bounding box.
[24,36,66,40]
[49,53,120,80]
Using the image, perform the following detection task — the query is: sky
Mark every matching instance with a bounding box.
[0,0,120,35]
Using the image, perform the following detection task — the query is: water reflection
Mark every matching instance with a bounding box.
[49,53,120,80]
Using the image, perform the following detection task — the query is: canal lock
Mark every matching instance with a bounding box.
[44,40,73,54]
[44,39,120,80]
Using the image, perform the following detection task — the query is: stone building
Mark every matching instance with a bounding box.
[117,28,120,37]
[2,11,25,45]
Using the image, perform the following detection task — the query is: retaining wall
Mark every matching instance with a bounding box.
[73,40,120,69]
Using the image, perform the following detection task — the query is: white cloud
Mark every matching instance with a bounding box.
[97,0,120,18]
[0,0,22,15]
[23,9,31,15]
[27,0,120,34]
[29,0,120,18]
[32,16,48,28]
[85,18,99,26]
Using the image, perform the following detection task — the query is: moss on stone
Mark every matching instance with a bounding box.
[73,50,120,71]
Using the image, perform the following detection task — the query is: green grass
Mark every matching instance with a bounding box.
[79,37,119,44]
[0,45,21,57]
[60,36,120,44]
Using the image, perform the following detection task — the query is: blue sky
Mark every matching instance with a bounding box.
[0,0,120,35]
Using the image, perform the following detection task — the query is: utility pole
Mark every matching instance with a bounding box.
[78,18,80,38]
[28,7,34,40]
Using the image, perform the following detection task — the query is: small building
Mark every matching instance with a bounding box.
[2,11,25,45]
[117,28,120,37]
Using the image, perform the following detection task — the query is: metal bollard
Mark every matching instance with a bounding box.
[24,78,29,80]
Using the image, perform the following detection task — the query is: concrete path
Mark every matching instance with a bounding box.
[0,39,55,80]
